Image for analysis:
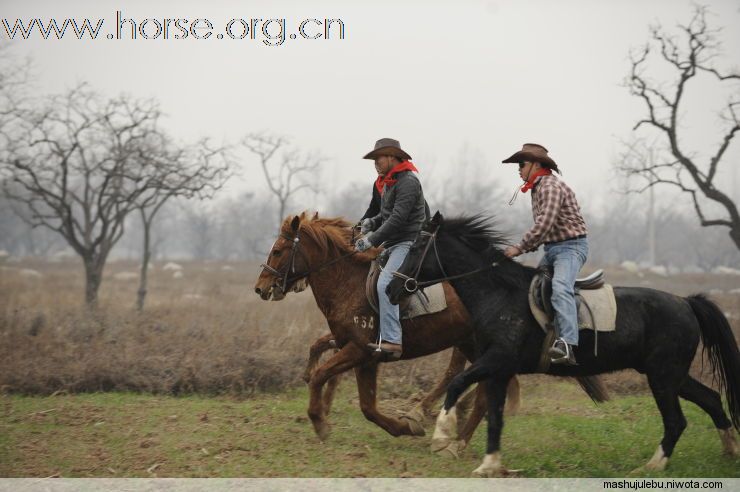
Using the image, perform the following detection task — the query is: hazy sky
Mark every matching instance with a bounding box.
[4,0,740,216]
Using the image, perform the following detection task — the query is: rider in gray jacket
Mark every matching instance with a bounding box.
[355,138,427,358]
[364,170,428,248]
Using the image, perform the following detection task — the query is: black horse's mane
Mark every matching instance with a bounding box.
[436,214,538,289]
[442,215,510,253]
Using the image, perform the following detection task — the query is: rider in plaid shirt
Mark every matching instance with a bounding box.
[516,173,588,253]
[502,144,589,366]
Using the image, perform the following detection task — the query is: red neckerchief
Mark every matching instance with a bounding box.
[374,160,419,196]
[520,168,552,193]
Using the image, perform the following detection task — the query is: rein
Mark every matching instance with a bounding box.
[391,225,501,293]
[260,228,359,293]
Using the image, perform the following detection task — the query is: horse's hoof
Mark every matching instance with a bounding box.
[644,460,668,472]
[643,445,669,471]
[402,406,426,424]
[430,438,450,454]
[630,446,669,474]
[472,464,521,477]
[471,462,505,477]
[433,439,464,459]
[400,416,425,436]
[471,453,519,477]
[313,421,331,442]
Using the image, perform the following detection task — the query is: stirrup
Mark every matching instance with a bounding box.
[548,338,568,358]
[550,341,577,366]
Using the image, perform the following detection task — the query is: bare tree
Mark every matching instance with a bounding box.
[0,184,65,256]
[242,132,322,224]
[133,138,231,311]
[0,85,170,307]
[622,5,740,249]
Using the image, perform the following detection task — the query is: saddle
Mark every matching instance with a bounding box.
[528,269,617,371]
[365,252,447,319]
[531,268,605,321]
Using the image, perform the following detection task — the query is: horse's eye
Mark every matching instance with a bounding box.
[272,250,282,257]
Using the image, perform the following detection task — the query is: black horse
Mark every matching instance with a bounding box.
[387,212,740,476]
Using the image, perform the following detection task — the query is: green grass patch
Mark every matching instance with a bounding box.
[1,381,738,477]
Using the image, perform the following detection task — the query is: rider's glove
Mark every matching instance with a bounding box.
[360,218,374,234]
[355,234,373,252]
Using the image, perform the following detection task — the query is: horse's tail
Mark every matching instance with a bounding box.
[686,294,740,430]
[576,375,610,403]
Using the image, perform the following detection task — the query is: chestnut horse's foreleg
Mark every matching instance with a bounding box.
[321,372,341,416]
[303,333,337,383]
[419,347,468,417]
[307,342,367,441]
[398,347,468,431]
[355,361,426,437]
[504,376,521,416]
[303,333,342,416]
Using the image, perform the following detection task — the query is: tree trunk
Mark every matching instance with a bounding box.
[83,256,102,308]
[647,185,656,266]
[136,217,151,312]
[730,226,740,251]
[278,199,286,226]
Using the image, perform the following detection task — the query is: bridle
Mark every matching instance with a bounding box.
[390,224,448,293]
[391,223,502,293]
[260,231,304,294]
[260,227,359,294]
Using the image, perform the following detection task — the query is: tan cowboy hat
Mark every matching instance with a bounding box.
[502,143,558,170]
[363,138,412,161]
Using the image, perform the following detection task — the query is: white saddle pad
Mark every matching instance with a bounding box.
[402,283,447,319]
[529,284,617,332]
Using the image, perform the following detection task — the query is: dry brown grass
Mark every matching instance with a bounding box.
[0,258,455,396]
[0,259,738,398]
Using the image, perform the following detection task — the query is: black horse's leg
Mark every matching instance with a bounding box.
[434,350,497,459]
[679,376,738,456]
[471,376,511,477]
[641,374,688,471]
[442,360,492,411]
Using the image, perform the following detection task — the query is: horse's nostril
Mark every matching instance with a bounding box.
[255,288,262,295]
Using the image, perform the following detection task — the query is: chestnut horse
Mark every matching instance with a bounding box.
[254,212,608,453]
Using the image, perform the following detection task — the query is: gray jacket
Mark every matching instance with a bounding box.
[367,171,429,248]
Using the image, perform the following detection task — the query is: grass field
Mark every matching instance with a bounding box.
[2,380,738,478]
[1,259,739,478]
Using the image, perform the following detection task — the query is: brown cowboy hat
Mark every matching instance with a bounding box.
[363,138,412,161]
[502,143,558,171]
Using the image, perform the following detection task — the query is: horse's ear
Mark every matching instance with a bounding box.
[290,215,301,233]
[432,211,443,224]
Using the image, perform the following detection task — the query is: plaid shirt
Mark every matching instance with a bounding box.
[516,174,588,252]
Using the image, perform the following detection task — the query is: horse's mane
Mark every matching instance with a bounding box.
[439,214,538,288]
[281,211,375,263]
[442,214,511,253]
